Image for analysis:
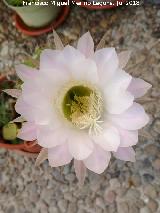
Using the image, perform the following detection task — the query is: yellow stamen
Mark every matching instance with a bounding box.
[57,81,104,135]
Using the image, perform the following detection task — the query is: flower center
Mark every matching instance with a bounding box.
[62,84,103,134]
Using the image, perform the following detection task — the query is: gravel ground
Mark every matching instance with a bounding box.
[0,2,160,213]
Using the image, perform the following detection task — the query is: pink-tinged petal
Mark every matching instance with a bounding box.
[48,143,73,167]
[17,122,37,141]
[96,32,108,50]
[15,96,52,125]
[15,64,38,82]
[22,92,50,109]
[61,45,85,66]
[37,126,66,148]
[40,50,71,84]
[10,116,26,123]
[118,50,131,69]
[58,45,85,68]
[3,89,21,98]
[32,108,53,125]
[93,48,119,85]
[40,60,70,88]
[104,70,134,114]
[22,72,55,98]
[40,49,61,72]
[77,32,94,58]
[35,148,48,166]
[40,67,70,90]
[15,96,34,122]
[105,70,132,91]
[83,145,111,174]
[53,30,64,50]
[93,125,120,152]
[118,127,138,147]
[68,132,94,160]
[21,79,57,125]
[74,160,86,186]
[110,102,149,130]
[22,82,51,108]
[105,91,134,115]
[70,58,98,84]
[127,78,152,98]
[113,147,135,162]
[40,46,85,76]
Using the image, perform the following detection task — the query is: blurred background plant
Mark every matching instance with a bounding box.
[6,0,37,6]
[0,78,22,144]
[0,79,15,127]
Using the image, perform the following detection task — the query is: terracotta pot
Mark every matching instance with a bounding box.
[0,75,6,82]
[74,0,127,9]
[14,5,70,36]
[0,75,41,154]
[0,139,41,154]
[3,0,61,28]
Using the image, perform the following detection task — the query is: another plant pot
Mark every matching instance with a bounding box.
[0,75,41,155]
[3,0,61,28]
[14,5,70,36]
[75,0,127,10]
[0,139,41,154]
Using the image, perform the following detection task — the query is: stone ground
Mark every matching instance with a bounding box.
[0,1,160,213]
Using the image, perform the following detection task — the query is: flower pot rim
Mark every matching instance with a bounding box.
[0,139,41,153]
[0,75,6,82]
[0,139,30,150]
[74,0,127,9]
[14,5,70,36]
